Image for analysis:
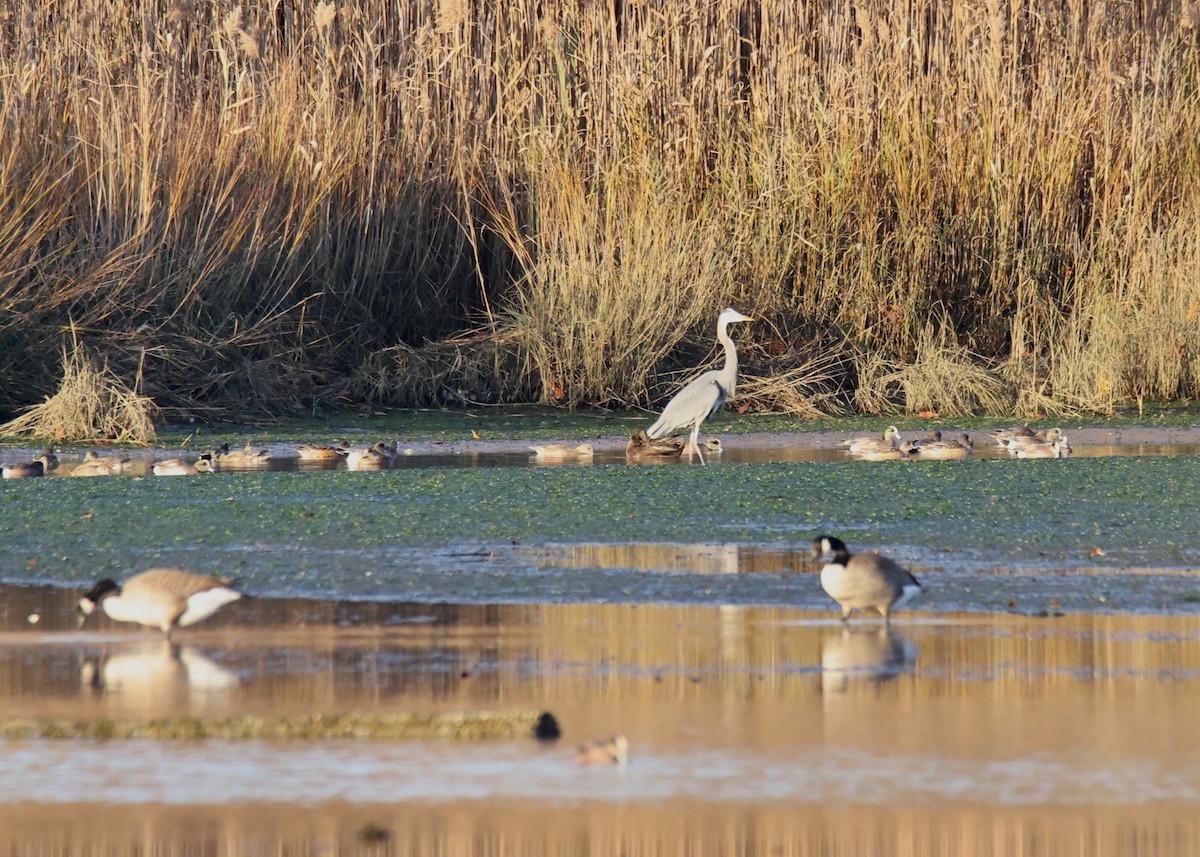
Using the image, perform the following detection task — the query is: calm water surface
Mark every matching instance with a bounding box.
[3,437,1200,854]
[1,590,1199,854]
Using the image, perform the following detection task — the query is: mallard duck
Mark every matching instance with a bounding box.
[529,443,595,462]
[152,457,211,476]
[912,433,973,460]
[77,569,244,638]
[295,443,348,462]
[811,536,923,624]
[71,450,132,477]
[576,735,629,765]
[841,426,902,456]
[1,454,53,479]
[346,441,396,469]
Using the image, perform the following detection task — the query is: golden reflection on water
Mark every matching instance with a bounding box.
[0,802,1198,856]
[2,584,1200,853]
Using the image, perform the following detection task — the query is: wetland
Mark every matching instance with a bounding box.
[2,415,1200,855]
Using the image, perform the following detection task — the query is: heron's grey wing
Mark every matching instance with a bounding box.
[648,373,724,437]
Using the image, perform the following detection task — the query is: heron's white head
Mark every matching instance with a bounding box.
[719,308,753,325]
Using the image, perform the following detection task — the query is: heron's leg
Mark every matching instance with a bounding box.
[689,423,706,465]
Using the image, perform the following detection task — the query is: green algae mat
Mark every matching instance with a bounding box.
[2,456,1199,607]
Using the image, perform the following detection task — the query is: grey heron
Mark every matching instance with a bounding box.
[646,307,752,464]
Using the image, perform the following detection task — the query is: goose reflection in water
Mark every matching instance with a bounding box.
[81,641,240,710]
[820,626,918,696]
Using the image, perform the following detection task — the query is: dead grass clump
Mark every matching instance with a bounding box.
[854,328,1012,416]
[349,330,536,407]
[735,344,851,418]
[0,350,158,444]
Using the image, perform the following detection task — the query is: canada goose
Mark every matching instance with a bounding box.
[295,443,348,462]
[811,536,923,624]
[912,433,974,460]
[40,447,59,471]
[1015,437,1071,458]
[529,443,595,462]
[840,426,901,456]
[576,734,629,765]
[346,441,396,469]
[77,568,244,638]
[646,307,753,464]
[854,440,919,461]
[152,457,211,476]
[214,441,272,468]
[1,454,52,479]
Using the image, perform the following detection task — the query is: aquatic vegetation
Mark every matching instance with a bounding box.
[0,711,548,741]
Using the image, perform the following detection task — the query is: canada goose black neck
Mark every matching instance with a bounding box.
[813,535,850,565]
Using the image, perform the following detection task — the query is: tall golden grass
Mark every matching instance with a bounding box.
[1,0,1197,418]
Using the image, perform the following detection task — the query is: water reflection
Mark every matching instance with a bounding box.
[3,586,1200,852]
[80,642,240,712]
[820,626,918,695]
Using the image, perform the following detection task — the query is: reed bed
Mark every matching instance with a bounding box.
[1,0,1197,419]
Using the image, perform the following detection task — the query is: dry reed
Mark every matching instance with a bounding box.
[0,349,159,444]
[1,0,1198,418]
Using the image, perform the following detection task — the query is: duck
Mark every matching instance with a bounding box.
[212,441,273,469]
[996,427,1062,449]
[853,440,919,461]
[77,568,245,638]
[1003,427,1064,454]
[295,443,348,462]
[71,450,132,476]
[989,425,1036,446]
[529,443,595,462]
[346,441,396,469]
[1015,437,1072,458]
[575,734,629,765]
[912,433,974,460]
[810,536,923,624]
[840,426,901,456]
[626,429,685,460]
[152,457,211,476]
[704,438,723,454]
[1,454,53,479]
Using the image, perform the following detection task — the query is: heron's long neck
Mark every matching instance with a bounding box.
[717,320,739,396]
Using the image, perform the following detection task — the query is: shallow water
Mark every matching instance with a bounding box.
[1,593,1199,853]
[4,435,1200,854]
